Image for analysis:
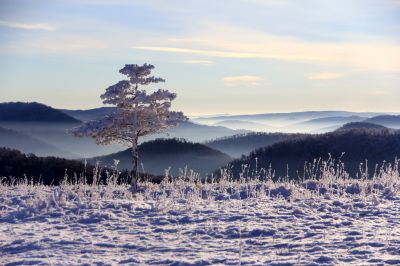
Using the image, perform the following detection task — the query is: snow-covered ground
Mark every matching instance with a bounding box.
[1,170,400,265]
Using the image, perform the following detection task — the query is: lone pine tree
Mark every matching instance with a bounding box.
[71,63,187,192]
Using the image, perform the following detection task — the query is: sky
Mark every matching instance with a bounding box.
[0,0,399,116]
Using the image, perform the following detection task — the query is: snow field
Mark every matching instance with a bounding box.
[1,168,400,265]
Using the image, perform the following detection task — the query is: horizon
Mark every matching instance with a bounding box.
[1,0,399,115]
[3,100,400,117]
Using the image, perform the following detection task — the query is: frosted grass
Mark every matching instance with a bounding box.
[1,160,399,265]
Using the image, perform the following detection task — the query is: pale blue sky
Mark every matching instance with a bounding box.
[0,0,399,115]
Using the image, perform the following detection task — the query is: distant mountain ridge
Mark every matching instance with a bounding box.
[0,102,80,122]
[195,111,384,123]
[193,111,388,133]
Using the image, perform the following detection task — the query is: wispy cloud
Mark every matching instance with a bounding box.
[134,45,321,61]
[133,24,400,72]
[223,75,262,86]
[307,72,346,80]
[0,20,57,31]
[183,59,213,65]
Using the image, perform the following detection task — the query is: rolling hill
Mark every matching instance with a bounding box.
[142,121,249,143]
[285,116,366,133]
[0,147,88,185]
[60,107,116,122]
[90,138,233,176]
[0,104,121,158]
[204,132,304,158]
[0,103,244,158]
[336,122,387,131]
[0,126,78,158]
[363,115,400,129]
[60,107,247,142]
[0,102,80,122]
[0,122,125,159]
[0,102,115,158]
[0,147,135,185]
[226,128,400,179]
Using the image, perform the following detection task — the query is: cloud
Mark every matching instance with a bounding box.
[183,59,213,65]
[0,20,56,31]
[307,72,346,80]
[223,75,262,86]
[134,45,320,61]
[133,24,400,72]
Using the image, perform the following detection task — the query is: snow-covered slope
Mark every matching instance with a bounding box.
[1,167,399,265]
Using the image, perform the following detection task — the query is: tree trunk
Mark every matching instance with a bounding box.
[131,100,139,194]
[131,136,139,193]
